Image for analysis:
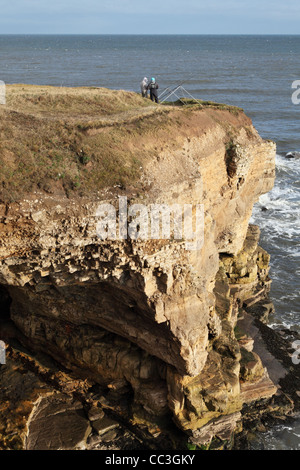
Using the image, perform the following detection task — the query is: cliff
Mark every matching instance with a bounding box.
[0,85,279,449]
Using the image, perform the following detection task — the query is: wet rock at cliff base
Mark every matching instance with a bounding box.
[88,406,105,422]
[190,412,241,447]
[25,393,92,450]
[285,151,300,159]
[91,415,119,436]
[246,300,275,323]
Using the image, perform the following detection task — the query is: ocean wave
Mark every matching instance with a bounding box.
[251,155,300,239]
[252,423,300,450]
[251,148,300,334]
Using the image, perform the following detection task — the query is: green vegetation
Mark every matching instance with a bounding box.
[187,442,210,450]
[187,438,231,450]
[234,324,245,341]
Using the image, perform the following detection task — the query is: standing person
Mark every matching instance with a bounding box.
[140,77,149,98]
[148,77,159,103]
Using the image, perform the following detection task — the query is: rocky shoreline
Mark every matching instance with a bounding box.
[1,293,299,450]
[232,309,300,449]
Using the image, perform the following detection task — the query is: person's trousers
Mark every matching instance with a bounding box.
[150,91,158,103]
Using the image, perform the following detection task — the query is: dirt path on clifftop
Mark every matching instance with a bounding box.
[2,104,168,128]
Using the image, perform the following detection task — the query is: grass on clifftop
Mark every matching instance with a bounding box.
[162,97,243,114]
[0,85,164,201]
[5,84,154,119]
[0,85,246,202]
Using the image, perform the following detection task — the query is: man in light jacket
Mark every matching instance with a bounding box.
[140,77,149,98]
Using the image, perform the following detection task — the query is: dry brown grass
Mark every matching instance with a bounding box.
[0,85,165,201]
[5,84,153,118]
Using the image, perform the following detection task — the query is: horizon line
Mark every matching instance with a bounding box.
[1,33,300,36]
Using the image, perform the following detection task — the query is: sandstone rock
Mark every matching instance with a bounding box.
[239,348,264,383]
[190,412,241,446]
[25,394,92,450]
[0,95,277,445]
[238,335,254,352]
[0,355,53,450]
[240,371,278,404]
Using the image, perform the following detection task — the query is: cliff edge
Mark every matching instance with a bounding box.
[0,85,279,449]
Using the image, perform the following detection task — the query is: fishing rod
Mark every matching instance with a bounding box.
[158,81,186,101]
[158,75,197,102]
[160,84,197,103]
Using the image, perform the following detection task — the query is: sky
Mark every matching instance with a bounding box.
[0,0,300,34]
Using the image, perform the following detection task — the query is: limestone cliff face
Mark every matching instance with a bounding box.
[0,88,276,448]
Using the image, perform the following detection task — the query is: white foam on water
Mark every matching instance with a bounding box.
[251,154,300,241]
[252,423,300,450]
[250,152,300,334]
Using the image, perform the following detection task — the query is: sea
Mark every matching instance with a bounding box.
[0,34,299,450]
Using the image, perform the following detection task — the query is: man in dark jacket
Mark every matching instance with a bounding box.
[148,77,159,103]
